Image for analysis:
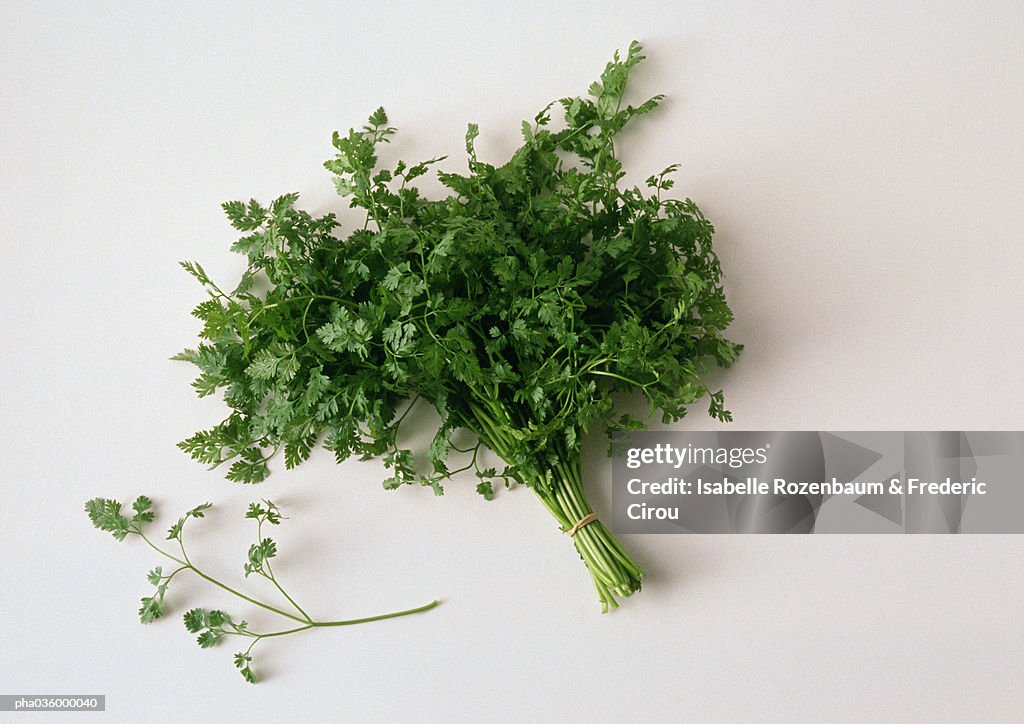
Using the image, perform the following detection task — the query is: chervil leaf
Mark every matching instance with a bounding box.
[146,566,163,586]
[186,502,213,519]
[183,608,205,633]
[246,348,282,380]
[367,106,388,127]
[139,592,165,624]
[235,654,257,684]
[179,260,212,287]
[132,496,155,524]
[166,518,185,540]
[246,538,277,576]
[85,498,133,541]
[196,631,221,648]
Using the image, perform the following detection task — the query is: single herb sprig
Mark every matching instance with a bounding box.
[175,41,741,611]
[86,496,439,683]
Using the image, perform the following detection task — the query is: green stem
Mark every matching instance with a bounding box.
[137,531,308,624]
[313,599,441,626]
[137,530,440,625]
[265,574,311,622]
[189,568,308,623]
[258,519,313,622]
[462,401,643,612]
[250,599,440,638]
[240,599,441,660]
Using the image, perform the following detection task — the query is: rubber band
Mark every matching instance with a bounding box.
[566,513,599,537]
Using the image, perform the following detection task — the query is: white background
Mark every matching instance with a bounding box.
[2,2,1022,721]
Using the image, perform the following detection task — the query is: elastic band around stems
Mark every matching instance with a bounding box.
[566,513,599,537]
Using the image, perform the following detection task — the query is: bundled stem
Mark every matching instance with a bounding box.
[543,457,644,611]
[465,400,643,611]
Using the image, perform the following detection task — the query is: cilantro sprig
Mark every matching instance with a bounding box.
[86,497,439,683]
[175,41,741,610]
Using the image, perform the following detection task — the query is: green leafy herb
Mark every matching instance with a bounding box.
[86,496,439,683]
[175,41,741,611]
